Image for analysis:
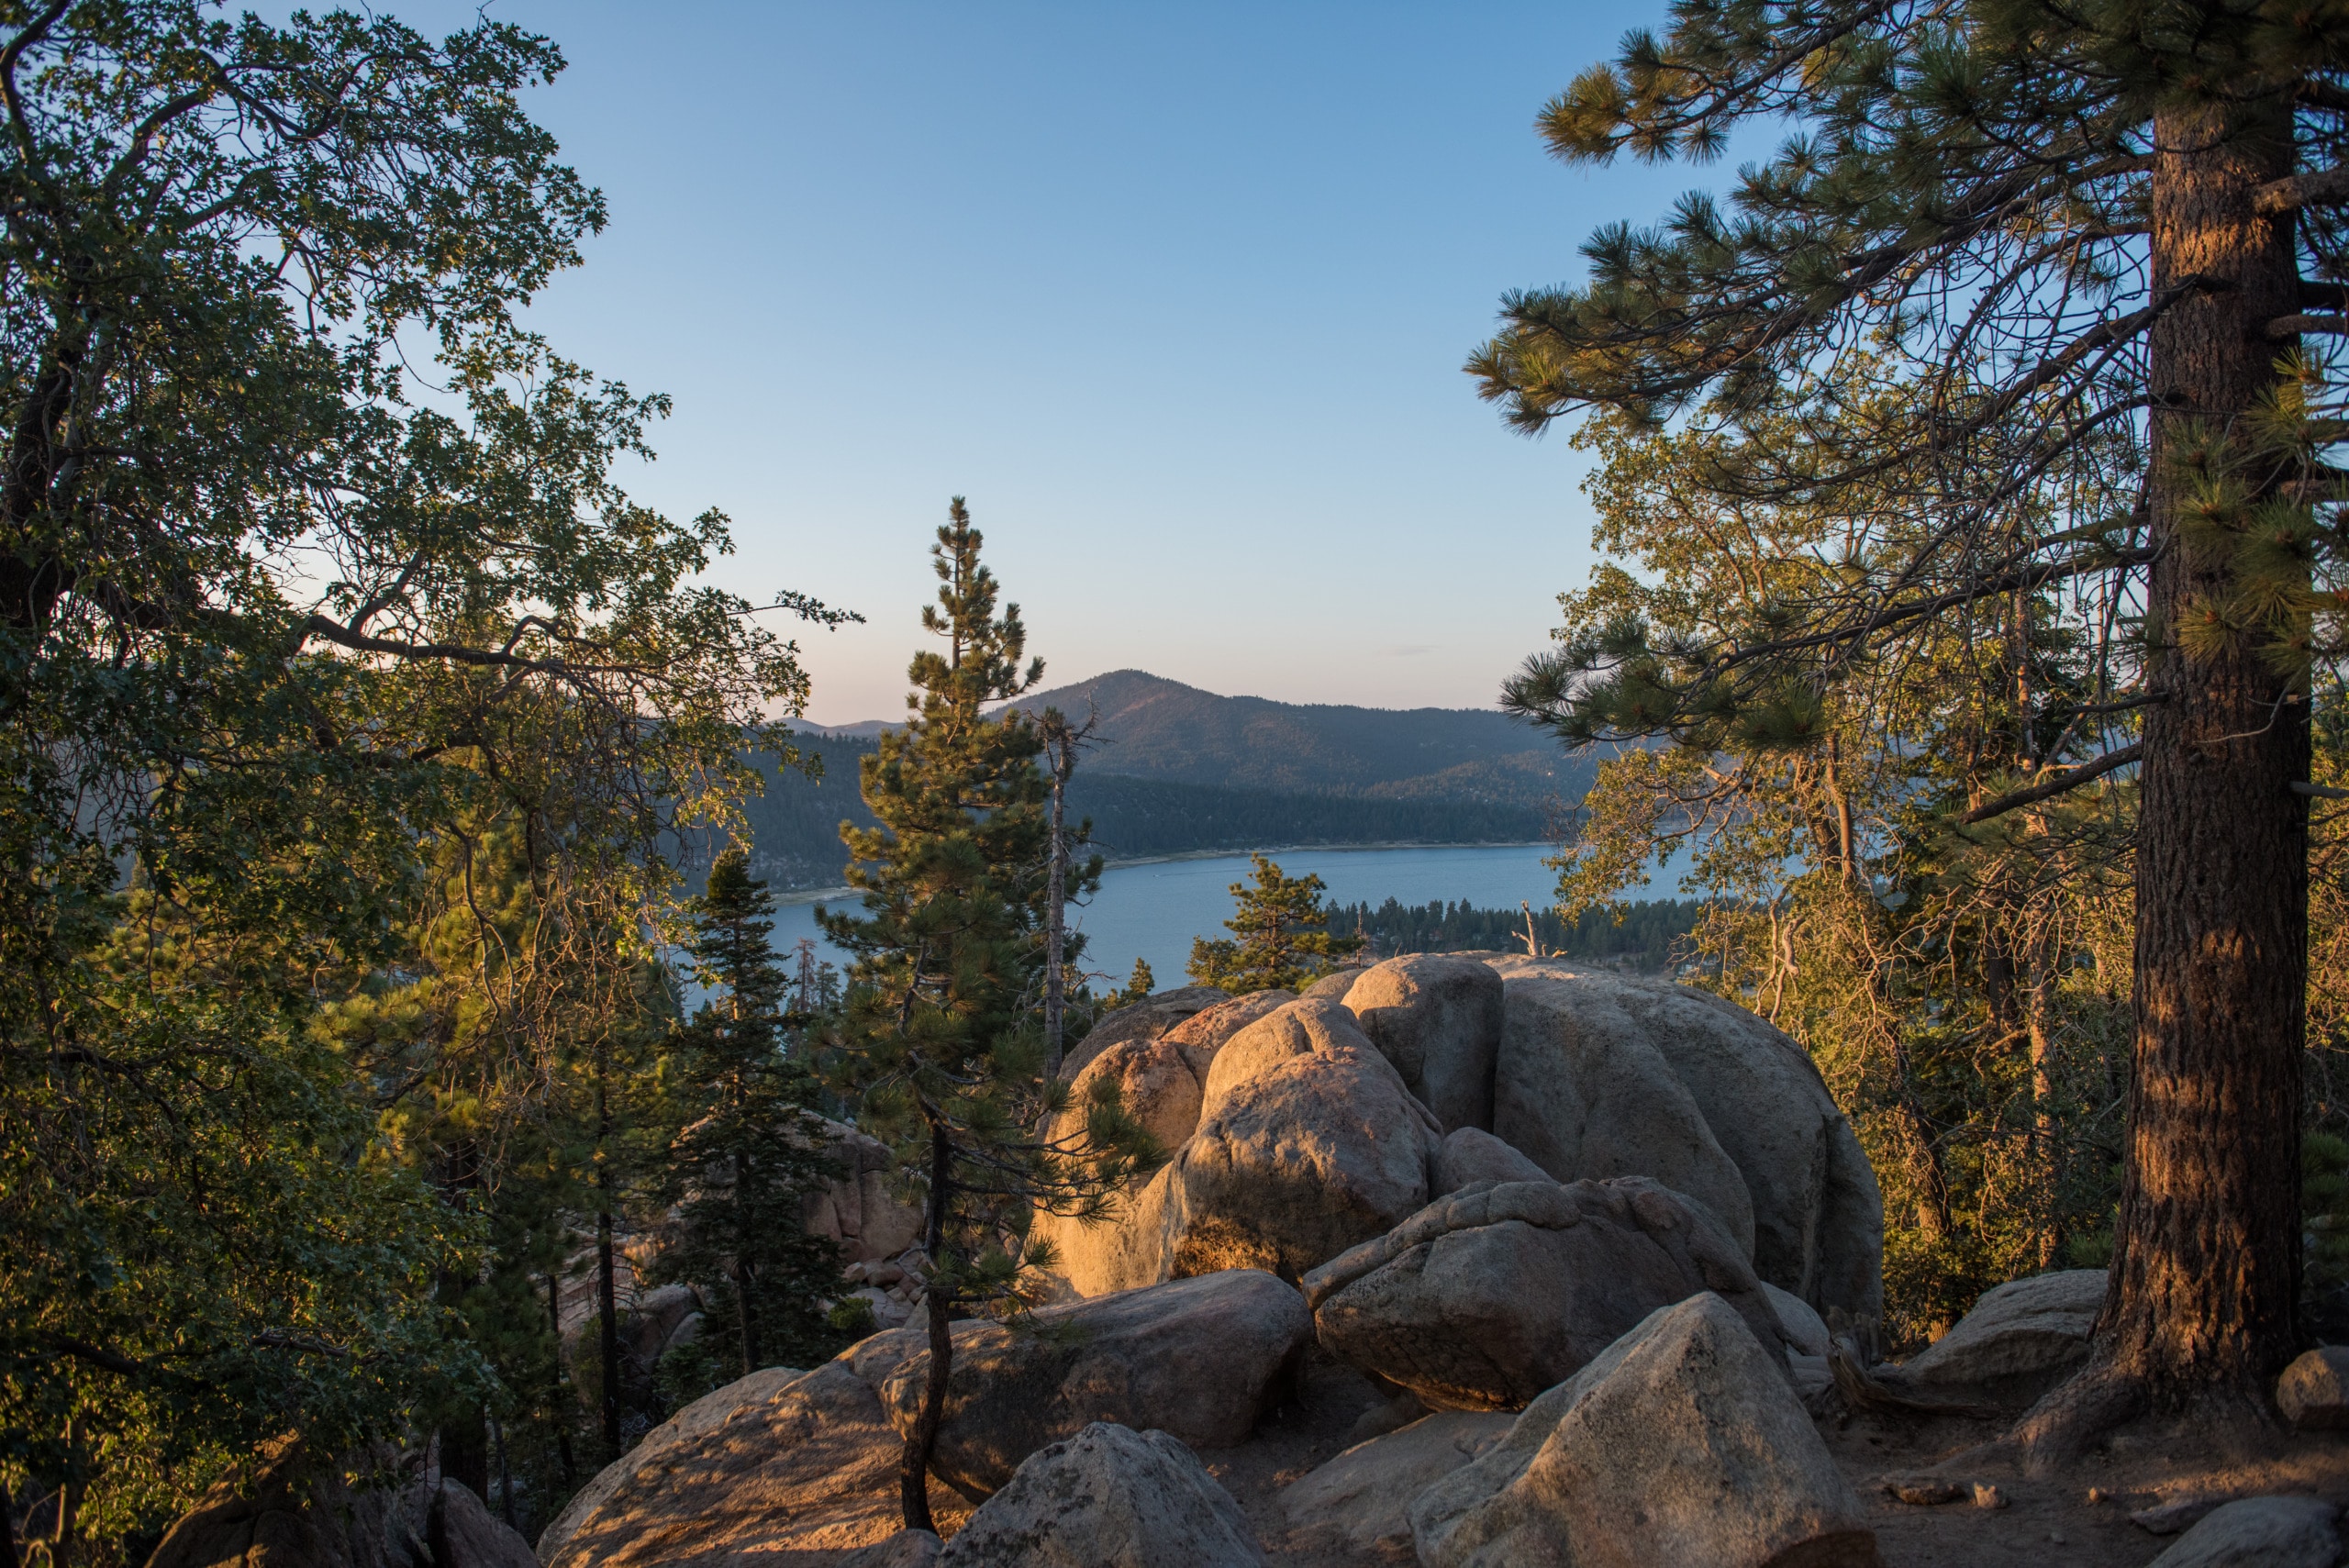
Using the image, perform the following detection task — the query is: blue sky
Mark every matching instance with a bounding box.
[405,2,1711,723]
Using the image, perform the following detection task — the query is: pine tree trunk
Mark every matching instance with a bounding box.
[733,1151,760,1375]
[2103,97,2309,1413]
[1044,771,1067,1080]
[899,1121,954,1532]
[596,1073,625,1459]
[544,1274,577,1486]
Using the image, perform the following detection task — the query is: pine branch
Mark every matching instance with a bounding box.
[1958,743,2143,825]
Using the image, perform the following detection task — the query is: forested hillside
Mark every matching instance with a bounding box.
[737,732,1555,891]
[1002,669,1585,805]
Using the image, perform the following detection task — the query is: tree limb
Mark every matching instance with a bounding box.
[1959,743,2143,825]
[2256,165,2349,215]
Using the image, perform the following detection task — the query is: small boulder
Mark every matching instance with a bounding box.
[1063,987,1230,1081]
[1302,969,1364,1001]
[2146,1496,2340,1568]
[842,1530,943,1568]
[1059,1033,1204,1154]
[1408,1293,1880,1568]
[2277,1346,2349,1429]
[939,1422,1265,1567]
[1430,1127,1552,1195]
[1895,1270,2104,1390]
[429,1481,538,1568]
[1305,1177,1789,1411]
[1280,1411,1511,1553]
[1342,954,1505,1133]
[1764,1282,1831,1359]
[862,1269,1310,1498]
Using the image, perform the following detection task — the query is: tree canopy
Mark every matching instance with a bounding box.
[1484,0,2349,1450]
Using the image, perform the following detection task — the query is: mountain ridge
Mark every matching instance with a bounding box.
[741,671,1587,891]
[804,670,1582,807]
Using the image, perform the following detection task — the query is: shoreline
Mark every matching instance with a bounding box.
[770,840,1557,906]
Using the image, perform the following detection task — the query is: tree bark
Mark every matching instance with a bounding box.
[596,1072,624,1460]
[543,1274,577,1487]
[899,1120,954,1533]
[2100,95,2310,1414]
[1044,766,1067,1081]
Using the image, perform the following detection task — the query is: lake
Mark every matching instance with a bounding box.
[768,842,1688,992]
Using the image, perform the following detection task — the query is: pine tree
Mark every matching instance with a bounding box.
[1186,854,1361,992]
[651,849,846,1391]
[1116,958,1157,1008]
[822,500,1158,1531]
[1474,2,2349,1450]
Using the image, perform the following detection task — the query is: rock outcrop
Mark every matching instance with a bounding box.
[2145,1496,2341,1568]
[1484,958,1884,1322]
[936,1422,1265,1568]
[1279,1410,1511,1554]
[2279,1346,2349,1429]
[804,1118,927,1264]
[858,1270,1310,1499]
[1305,1176,1789,1411]
[1408,1292,1880,1568]
[539,1362,969,1566]
[1342,954,1504,1133]
[1893,1269,2104,1391]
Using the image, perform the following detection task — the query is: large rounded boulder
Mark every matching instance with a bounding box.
[1302,1176,1789,1411]
[1342,954,1504,1134]
[1483,959,1884,1323]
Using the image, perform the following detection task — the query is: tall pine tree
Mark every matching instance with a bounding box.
[822,501,1158,1531]
[652,849,845,1390]
[1476,1,2349,1452]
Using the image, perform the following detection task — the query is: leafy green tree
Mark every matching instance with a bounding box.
[1475,0,2349,1448]
[0,5,844,1551]
[822,501,1156,1532]
[1187,855,1360,992]
[651,849,847,1389]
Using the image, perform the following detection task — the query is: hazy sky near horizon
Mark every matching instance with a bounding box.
[398,2,1718,724]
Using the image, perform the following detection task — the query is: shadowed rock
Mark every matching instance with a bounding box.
[1305,1176,1789,1411]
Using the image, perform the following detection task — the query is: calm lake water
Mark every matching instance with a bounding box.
[767,842,1687,993]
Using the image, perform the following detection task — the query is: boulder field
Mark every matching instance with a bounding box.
[185,962,2349,1567]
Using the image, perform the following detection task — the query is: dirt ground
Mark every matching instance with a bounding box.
[1197,1352,2349,1568]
